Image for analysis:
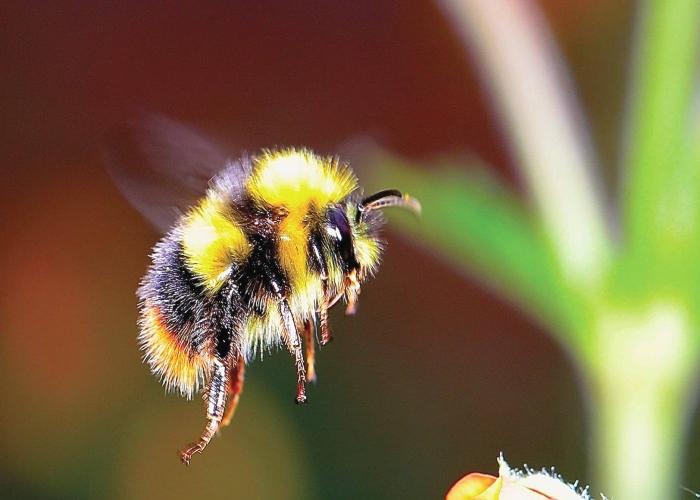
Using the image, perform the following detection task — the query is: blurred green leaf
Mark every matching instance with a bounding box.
[363,151,569,335]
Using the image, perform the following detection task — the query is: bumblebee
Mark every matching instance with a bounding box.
[108,116,420,464]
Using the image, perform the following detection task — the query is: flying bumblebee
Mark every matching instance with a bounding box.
[108,116,420,465]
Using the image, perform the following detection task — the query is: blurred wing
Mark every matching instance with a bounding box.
[105,115,246,232]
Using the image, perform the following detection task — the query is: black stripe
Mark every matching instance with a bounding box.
[234,195,291,310]
[140,235,211,351]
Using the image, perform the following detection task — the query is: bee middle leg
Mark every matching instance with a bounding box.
[221,355,245,428]
[279,299,307,404]
[179,358,228,465]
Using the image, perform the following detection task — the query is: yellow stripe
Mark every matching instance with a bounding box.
[247,149,357,210]
[247,149,357,288]
[277,208,311,290]
[181,196,250,293]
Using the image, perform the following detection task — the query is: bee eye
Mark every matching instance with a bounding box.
[326,206,358,272]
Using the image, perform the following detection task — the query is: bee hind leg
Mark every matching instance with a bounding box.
[303,320,317,383]
[319,284,333,346]
[179,358,228,465]
[221,355,245,428]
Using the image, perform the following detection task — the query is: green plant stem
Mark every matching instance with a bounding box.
[590,372,690,500]
[624,0,700,260]
[585,301,697,500]
[439,0,611,288]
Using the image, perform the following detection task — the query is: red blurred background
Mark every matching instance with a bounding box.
[5,1,694,499]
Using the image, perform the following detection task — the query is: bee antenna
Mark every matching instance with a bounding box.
[356,189,421,222]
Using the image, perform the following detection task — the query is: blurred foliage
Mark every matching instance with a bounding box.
[366,1,700,499]
[359,154,567,333]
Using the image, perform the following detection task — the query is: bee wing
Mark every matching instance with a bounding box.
[105,114,247,232]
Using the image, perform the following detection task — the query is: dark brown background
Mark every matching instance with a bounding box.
[4,1,696,499]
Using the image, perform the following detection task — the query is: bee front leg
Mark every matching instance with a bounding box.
[179,358,228,465]
[309,237,332,346]
[279,299,307,404]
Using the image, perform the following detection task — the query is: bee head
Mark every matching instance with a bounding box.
[322,189,420,314]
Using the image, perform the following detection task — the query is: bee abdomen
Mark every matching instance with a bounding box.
[138,301,212,398]
[138,236,215,397]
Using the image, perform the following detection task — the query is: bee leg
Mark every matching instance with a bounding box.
[221,355,245,428]
[303,320,317,383]
[344,269,360,316]
[179,358,227,465]
[279,299,307,404]
[310,237,332,346]
[319,284,333,346]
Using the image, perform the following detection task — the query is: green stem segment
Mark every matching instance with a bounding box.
[587,301,696,500]
[440,0,610,290]
[624,0,700,259]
